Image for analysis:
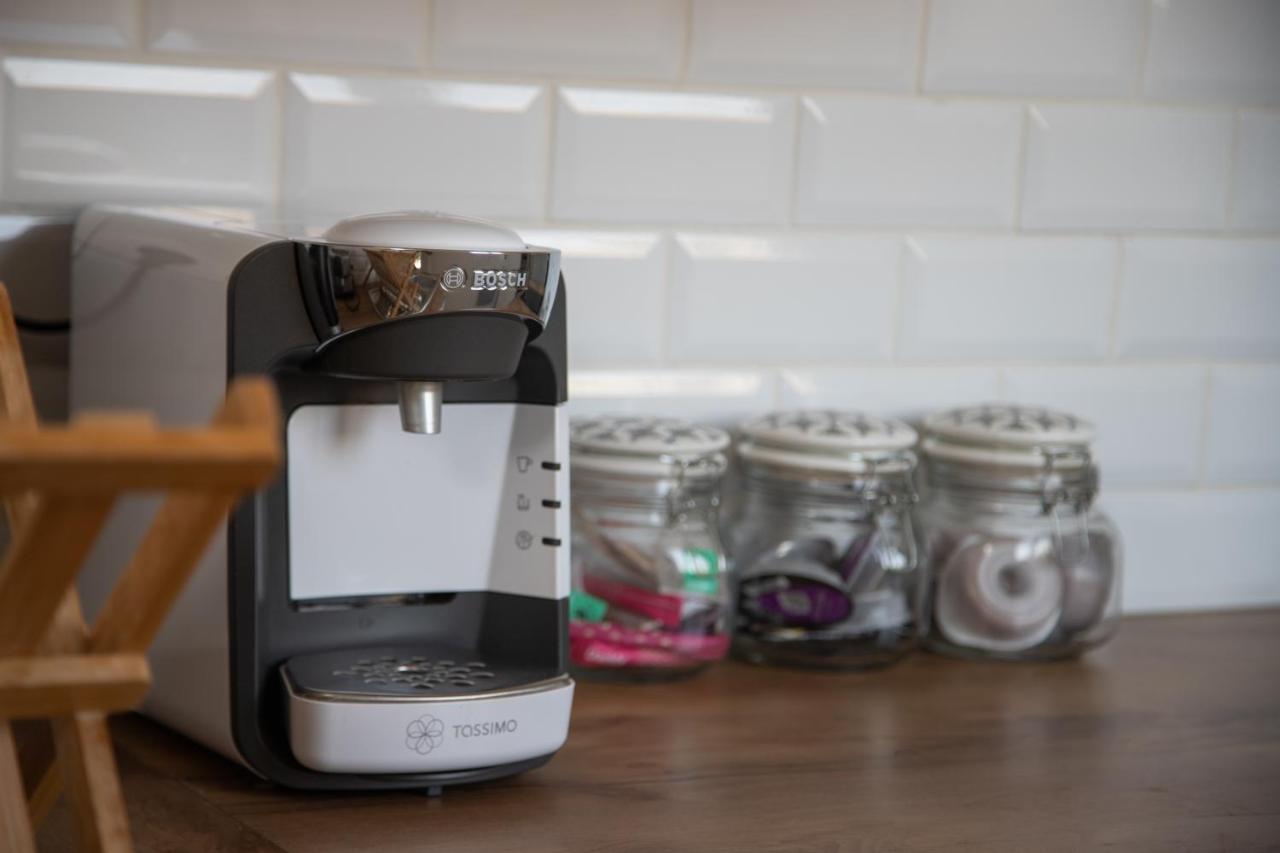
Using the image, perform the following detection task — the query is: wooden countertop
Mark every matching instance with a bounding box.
[30,610,1280,852]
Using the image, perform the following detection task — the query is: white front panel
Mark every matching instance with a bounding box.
[287,402,568,601]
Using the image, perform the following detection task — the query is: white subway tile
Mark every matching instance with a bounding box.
[1002,365,1207,487]
[1115,239,1280,359]
[1021,104,1233,230]
[567,369,777,427]
[433,0,684,79]
[924,0,1145,96]
[1106,489,1280,613]
[283,74,547,219]
[900,236,1116,361]
[688,0,921,89]
[516,228,666,368]
[795,97,1022,227]
[148,0,426,68]
[551,88,795,224]
[1144,0,1280,104]
[0,0,133,48]
[2,58,275,207]
[779,366,1000,422]
[1205,365,1280,486]
[667,233,899,364]
[1231,111,1280,229]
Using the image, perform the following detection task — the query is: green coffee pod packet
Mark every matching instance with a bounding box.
[569,590,608,622]
[674,548,722,595]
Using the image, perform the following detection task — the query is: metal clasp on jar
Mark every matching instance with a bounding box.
[855,456,919,574]
[1038,446,1098,565]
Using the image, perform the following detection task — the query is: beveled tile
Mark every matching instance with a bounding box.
[551,87,795,224]
[283,74,547,218]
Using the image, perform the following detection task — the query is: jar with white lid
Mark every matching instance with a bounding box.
[727,410,922,669]
[919,404,1122,661]
[569,416,732,680]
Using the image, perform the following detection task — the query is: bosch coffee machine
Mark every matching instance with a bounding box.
[71,207,573,790]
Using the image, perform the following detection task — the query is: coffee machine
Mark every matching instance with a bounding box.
[70,206,573,790]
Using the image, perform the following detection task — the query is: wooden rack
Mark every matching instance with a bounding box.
[0,283,280,852]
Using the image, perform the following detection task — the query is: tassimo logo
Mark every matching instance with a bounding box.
[453,719,519,739]
[471,270,528,291]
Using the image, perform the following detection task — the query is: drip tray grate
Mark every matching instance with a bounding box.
[283,645,560,700]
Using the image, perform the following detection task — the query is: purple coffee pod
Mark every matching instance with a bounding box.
[739,556,852,628]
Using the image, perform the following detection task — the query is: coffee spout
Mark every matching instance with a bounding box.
[398,381,443,434]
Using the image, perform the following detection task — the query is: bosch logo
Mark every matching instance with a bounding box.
[440,267,467,290]
[405,715,445,754]
[471,270,528,291]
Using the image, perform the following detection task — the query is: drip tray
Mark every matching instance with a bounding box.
[282,645,574,774]
[282,645,561,701]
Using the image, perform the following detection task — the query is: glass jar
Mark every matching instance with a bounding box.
[727,410,922,669]
[569,416,732,681]
[919,405,1123,661]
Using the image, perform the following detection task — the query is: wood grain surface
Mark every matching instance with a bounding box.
[30,610,1280,853]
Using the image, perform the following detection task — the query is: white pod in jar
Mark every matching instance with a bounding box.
[920,403,1123,660]
[935,536,1063,653]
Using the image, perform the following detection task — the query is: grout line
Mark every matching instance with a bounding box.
[1135,0,1155,97]
[1105,238,1127,358]
[270,73,285,211]
[914,0,932,94]
[888,236,909,360]
[3,40,1280,112]
[1195,364,1214,485]
[133,0,147,51]
[1223,110,1243,227]
[656,234,678,366]
[541,87,557,221]
[785,96,805,226]
[420,0,433,70]
[1011,104,1032,229]
[676,0,694,83]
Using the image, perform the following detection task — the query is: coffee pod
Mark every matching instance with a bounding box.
[935,535,1063,653]
[739,555,852,628]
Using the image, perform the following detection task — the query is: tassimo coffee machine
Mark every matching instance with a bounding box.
[70,207,573,790]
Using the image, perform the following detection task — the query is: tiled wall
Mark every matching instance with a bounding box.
[2,0,1278,613]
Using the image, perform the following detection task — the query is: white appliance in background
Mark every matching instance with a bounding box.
[70,206,574,791]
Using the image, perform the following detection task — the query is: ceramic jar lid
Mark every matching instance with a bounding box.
[570,416,731,479]
[922,404,1096,470]
[737,410,918,476]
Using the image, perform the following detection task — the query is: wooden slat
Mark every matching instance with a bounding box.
[0,283,38,533]
[0,655,150,719]
[90,492,239,654]
[90,377,279,654]
[51,713,132,853]
[0,496,115,655]
[0,427,279,493]
[0,285,36,429]
[0,721,36,853]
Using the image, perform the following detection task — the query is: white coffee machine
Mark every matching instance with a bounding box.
[71,206,573,790]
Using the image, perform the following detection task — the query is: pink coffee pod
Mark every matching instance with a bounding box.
[570,636,691,668]
[570,621,729,661]
[582,573,686,628]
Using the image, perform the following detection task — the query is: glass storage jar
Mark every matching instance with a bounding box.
[727,410,922,669]
[569,416,732,681]
[919,404,1122,661]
